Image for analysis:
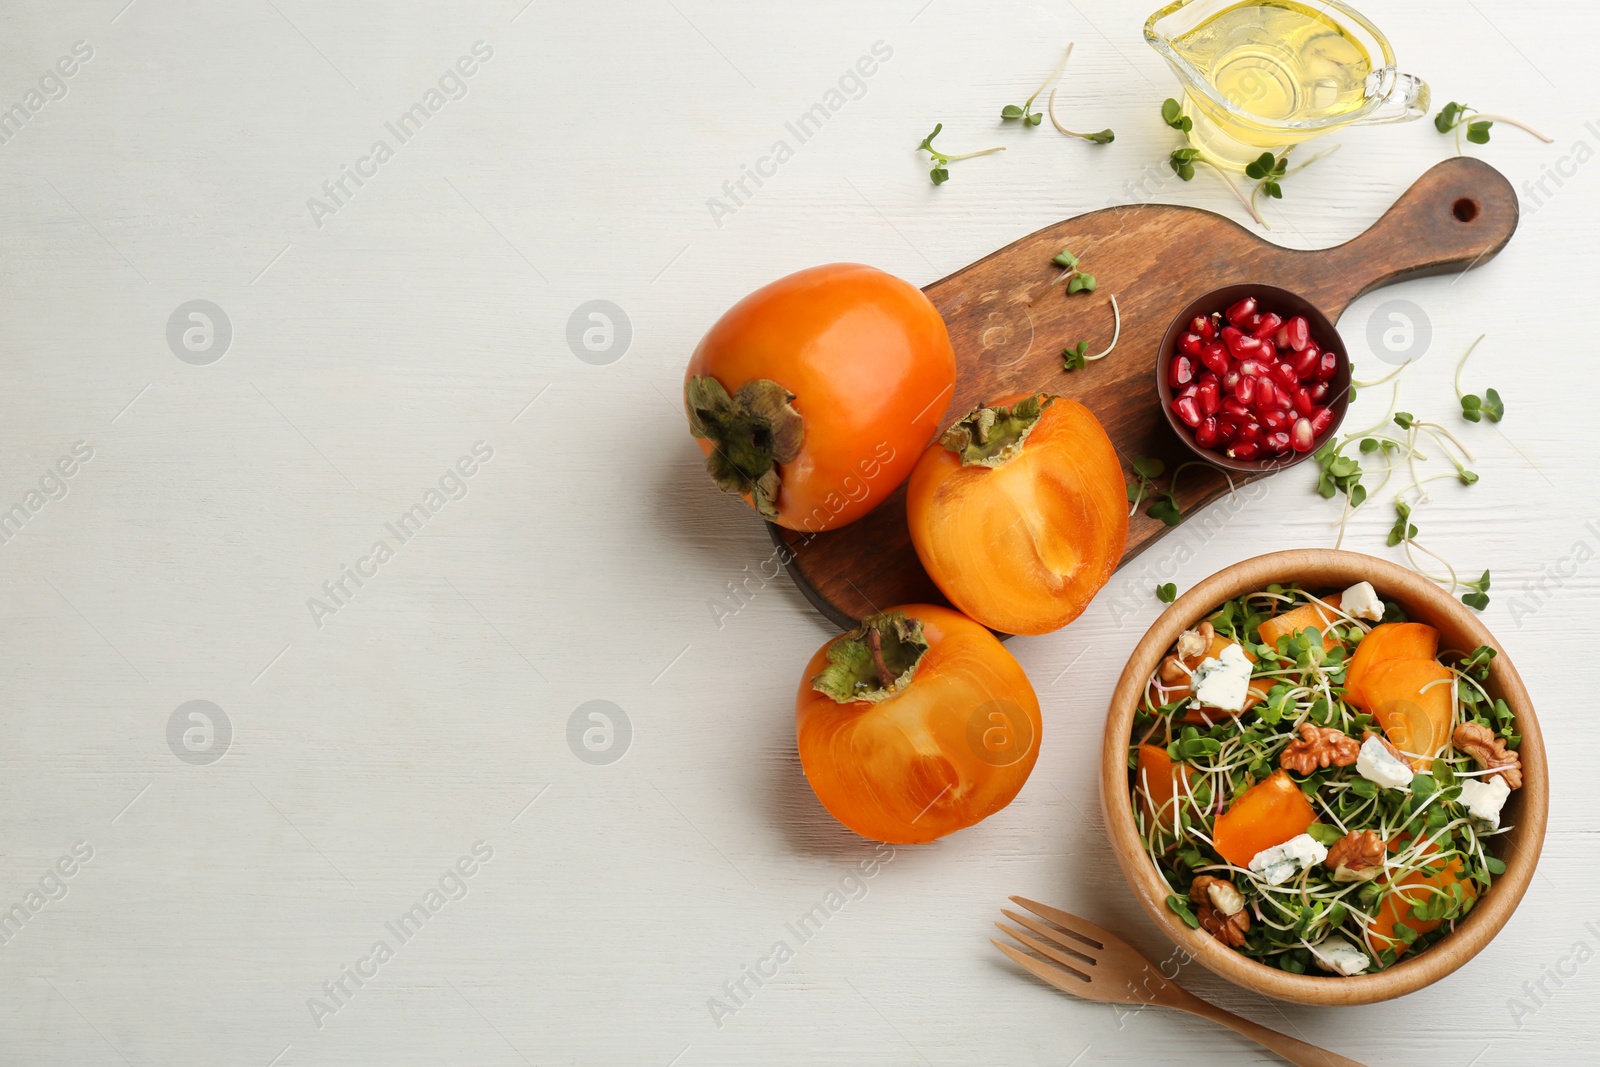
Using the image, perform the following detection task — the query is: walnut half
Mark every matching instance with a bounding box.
[1279,724,1361,775]
[1190,875,1250,948]
[1324,829,1385,882]
[1453,722,1522,790]
[1176,621,1215,662]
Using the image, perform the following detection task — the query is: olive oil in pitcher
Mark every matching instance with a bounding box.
[1145,0,1427,170]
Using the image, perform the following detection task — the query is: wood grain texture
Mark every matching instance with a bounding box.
[773,157,1518,628]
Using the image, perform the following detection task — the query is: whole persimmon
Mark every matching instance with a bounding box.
[796,605,1040,844]
[905,394,1127,635]
[684,263,956,533]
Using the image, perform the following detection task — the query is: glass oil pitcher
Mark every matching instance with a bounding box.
[1145,0,1429,171]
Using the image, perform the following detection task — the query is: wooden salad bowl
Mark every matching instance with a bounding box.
[1099,549,1548,1006]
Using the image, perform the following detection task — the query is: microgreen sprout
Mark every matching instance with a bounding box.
[1126,456,1165,514]
[1156,582,1178,604]
[1434,101,1553,155]
[916,123,1004,185]
[1161,98,1192,133]
[1003,48,1075,127]
[1160,101,1268,227]
[1061,294,1123,373]
[1246,151,1288,199]
[1460,571,1492,612]
[1454,335,1504,423]
[1051,247,1098,294]
[1039,44,1115,143]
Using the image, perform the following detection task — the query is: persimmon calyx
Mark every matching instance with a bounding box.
[684,375,804,520]
[939,394,1055,467]
[811,611,929,704]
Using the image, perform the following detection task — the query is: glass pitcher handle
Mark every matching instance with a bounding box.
[1357,72,1430,126]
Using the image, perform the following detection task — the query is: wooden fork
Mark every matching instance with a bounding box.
[993,896,1367,1067]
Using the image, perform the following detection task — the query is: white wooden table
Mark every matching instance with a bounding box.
[2,1,1595,1063]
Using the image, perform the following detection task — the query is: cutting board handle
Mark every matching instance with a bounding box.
[1306,156,1519,315]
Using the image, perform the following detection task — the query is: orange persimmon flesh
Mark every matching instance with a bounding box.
[1256,593,1343,652]
[1345,622,1440,708]
[1212,770,1317,868]
[1358,657,1455,769]
[906,395,1127,636]
[1136,744,1193,834]
[1367,845,1478,957]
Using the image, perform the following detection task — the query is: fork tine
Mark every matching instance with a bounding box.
[994,920,1095,978]
[991,939,1111,1003]
[1000,909,1098,965]
[1009,896,1118,950]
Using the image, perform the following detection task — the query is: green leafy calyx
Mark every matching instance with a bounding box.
[684,375,804,521]
[811,611,930,704]
[939,394,1054,467]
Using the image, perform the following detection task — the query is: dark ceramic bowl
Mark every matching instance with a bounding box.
[1156,283,1351,475]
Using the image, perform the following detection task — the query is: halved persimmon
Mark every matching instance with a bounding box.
[1357,657,1455,768]
[684,263,956,532]
[1211,770,1317,867]
[1344,622,1440,707]
[905,394,1127,635]
[796,605,1041,844]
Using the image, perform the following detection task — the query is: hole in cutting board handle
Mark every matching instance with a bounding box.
[1453,198,1480,223]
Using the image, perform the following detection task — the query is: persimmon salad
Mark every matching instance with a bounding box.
[1129,582,1523,977]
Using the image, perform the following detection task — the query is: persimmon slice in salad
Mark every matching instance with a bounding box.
[1128,582,1522,975]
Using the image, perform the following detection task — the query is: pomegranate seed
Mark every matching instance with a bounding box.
[1169,355,1195,388]
[1264,430,1292,454]
[1310,406,1335,436]
[1228,440,1261,461]
[1179,333,1204,357]
[1308,382,1330,404]
[1252,313,1283,341]
[1226,297,1257,325]
[1231,375,1257,404]
[1237,359,1267,378]
[1196,378,1221,416]
[1223,331,1264,359]
[1261,408,1291,431]
[1201,343,1230,376]
[1194,417,1219,449]
[1290,349,1318,379]
[1254,379,1278,410]
[1223,370,1241,392]
[1177,382,1199,402]
[1314,349,1339,382]
[1217,417,1240,443]
[1173,395,1202,427]
[1292,386,1316,416]
[1222,397,1250,419]
[1237,421,1262,445]
[1271,360,1298,389]
[1283,315,1311,351]
[1291,417,1316,452]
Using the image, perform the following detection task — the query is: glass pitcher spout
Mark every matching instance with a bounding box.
[1146,0,1429,171]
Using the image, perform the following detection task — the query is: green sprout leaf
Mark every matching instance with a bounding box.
[1063,340,1089,372]
[1466,120,1493,144]
[1161,98,1192,133]
[1156,582,1177,604]
[1169,147,1199,181]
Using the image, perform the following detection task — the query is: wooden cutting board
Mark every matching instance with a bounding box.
[770,157,1518,630]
